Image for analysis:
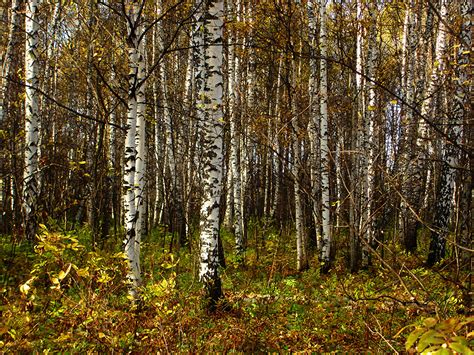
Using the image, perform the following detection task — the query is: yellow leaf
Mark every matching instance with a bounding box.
[368,105,376,111]
[76,267,90,277]
[390,100,397,105]
[98,332,106,339]
[58,263,72,280]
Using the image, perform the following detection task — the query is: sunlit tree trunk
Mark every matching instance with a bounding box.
[319,0,331,274]
[123,0,144,299]
[197,0,225,309]
[152,10,165,228]
[134,21,147,269]
[226,0,244,255]
[417,0,448,216]
[361,7,377,268]
[23,0,40,241]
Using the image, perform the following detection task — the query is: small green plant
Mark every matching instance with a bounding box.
[398,316,473,354]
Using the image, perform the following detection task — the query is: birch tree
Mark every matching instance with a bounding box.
[0,0,21,125]
[428,0,471,265]
[319,0,331,273]
[398,0,419,253]
[226,0,244,255]
[123,0,145,299]
[361,4,377,268]
[197,0,225,308]
[307,0,321,253]
[23,0,41,241]
[416,0,448,216]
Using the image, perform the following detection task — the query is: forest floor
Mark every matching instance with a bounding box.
[1,222,472,352]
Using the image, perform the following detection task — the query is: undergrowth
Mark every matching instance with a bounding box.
[0,223,472,352]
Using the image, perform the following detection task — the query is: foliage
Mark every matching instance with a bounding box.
[399,317,474,354]
[1,222,471,352]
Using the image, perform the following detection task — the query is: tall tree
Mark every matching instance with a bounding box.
[0,0,21,125]
[361,2,378,268]
[226,0,244,256]
[123,0,145,299]
[428,0,471,266]
[307,0,321,253]
[398,0,419,253]
[23,0,41,241]
[197,0,225,309]
[319,0,331,273]
[1,0,23,234]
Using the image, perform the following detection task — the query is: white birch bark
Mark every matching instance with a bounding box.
[398,0,420,253]
[362,7,377,267]
[428,0,470,265]
[123,0,144,298]
[226,0,244,254]
[417,0,448,211]
[350,0,364,270]
[270,56,283,219]
[23,0,41,241]
[198,0,225,307]
[0,0,22,125]
[134,21,147,266]
[307,0,321,249]
[319,0,331,273]
[152,11,165,227]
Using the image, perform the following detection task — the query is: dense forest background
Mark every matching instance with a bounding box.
[0,0,472,352]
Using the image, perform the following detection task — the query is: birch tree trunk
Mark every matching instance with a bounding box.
[0,0,22,125]
[399,0,419,253]
[428,0,470,266]
[197,0,225,309]
[226,0,244,255]
[270,56,283,220]
[350,0,364,271]
[1,0,22,234]
[362,6,377,268]
[134,21,147,268]
[123,0,144,299]
[416,0,448,217]
[23,0,40,241]
[307,0,321,251]
[319,0,331,274]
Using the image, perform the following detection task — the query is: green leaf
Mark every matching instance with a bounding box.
[417,330,444,353]
[406,328,425,351]
[430,347,450,355]
[450,342,473,354]
[424,317,437,328]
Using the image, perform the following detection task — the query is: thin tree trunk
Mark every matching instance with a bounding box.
[307,0,321,252]
[0,0,22,125]
[319,0,331,274]
[23,0,40,241]
[362,7,377,268]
